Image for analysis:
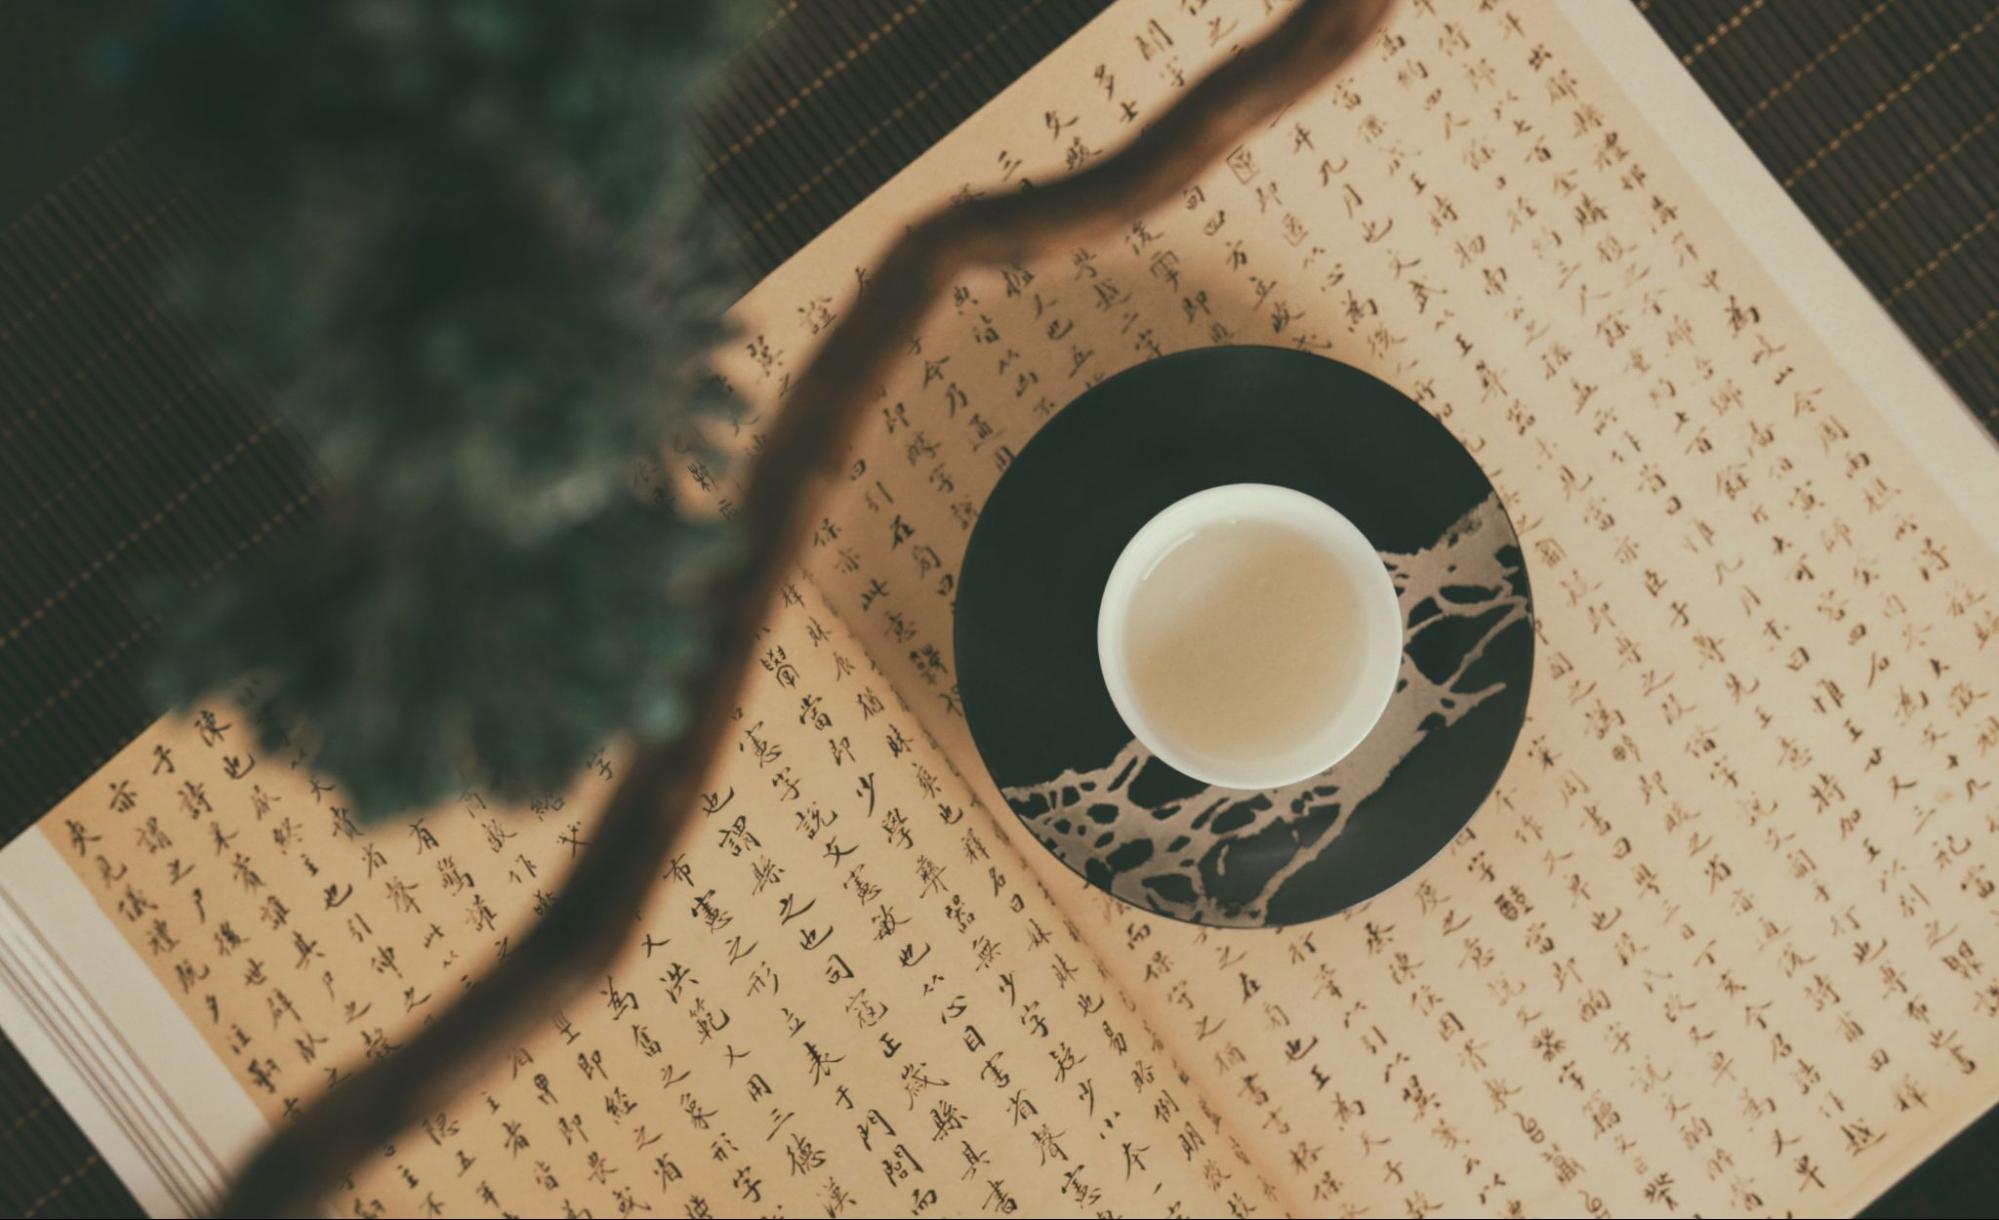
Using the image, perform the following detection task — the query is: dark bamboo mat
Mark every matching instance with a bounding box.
[1640,0,1999,425]
[1,1,1992,1215]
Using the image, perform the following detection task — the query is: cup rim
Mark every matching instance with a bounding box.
[1095,483,1404,790]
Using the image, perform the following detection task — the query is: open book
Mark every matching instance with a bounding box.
[6,1,1996,1215]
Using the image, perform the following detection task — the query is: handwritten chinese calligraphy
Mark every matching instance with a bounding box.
[709,1,1999,1215]
[34,0,1999,1216]
[48,585,1250,1216]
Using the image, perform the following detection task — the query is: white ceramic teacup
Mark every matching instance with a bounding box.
[1096,483,1403,789]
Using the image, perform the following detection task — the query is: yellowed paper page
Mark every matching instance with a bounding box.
[31,576,1262,1216]
[712,0,1999,1215]
[0,829,269,1217]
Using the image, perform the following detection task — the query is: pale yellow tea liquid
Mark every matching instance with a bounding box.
[1123,518,1369,772]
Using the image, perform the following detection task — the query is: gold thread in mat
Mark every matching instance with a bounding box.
[0,185,196,348]
[0,321,169,463]
[1936,304,1999,363]
[1779,6,1999,188]
[0,369,232,551]
[701,1,930,177]
[0,619,153,747]
[0,480,317,746]
[0,427,304,649]
[1835,106,1999,247]
[1732,0,1894,129]
[0,1094,54,1139]
[738,0,1050,242]
[18,1151,107,1219]
[1883,203,1998,305]
[1680,0,1769,67]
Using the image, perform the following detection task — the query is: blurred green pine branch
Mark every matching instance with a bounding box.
[99,0,761,818]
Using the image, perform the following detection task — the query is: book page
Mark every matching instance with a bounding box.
[712,0,1999,1215]
[27,574,1263,1216]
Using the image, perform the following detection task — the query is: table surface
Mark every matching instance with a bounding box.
[2,1,1994,1214]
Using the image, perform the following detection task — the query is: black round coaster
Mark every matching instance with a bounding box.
[955,346,1535,927]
